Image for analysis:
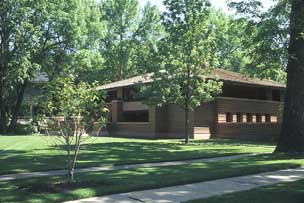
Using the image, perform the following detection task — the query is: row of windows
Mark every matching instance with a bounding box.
[222,113,277,123]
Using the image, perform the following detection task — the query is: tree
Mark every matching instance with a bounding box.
[205,9,251,74]
[40,75,107,182]
[228,0,290,82]
[100,0,163,81]
[141,0,223,144]
[275,0,304,153]
[0,0,42,133]
[0,0,104,133]
[51,0,106,85]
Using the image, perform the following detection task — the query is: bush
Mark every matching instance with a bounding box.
[13,123,38,135]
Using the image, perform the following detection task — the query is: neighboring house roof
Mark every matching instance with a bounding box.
[30,72,49,84]
[97,69,286,90]
[23,72,48,105]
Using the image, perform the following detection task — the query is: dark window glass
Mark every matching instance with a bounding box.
[265,114,271,123]
[256,113,262,123]
[257,88,266,100]
[237,113,243,123]
[246,113,253,123]
[122,110,149,122]
[123,87,143,101]
[226,113,233,123]
[106,91,117,102]
[272,89,281,101]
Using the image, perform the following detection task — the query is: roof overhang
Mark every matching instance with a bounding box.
[97,69,286,91]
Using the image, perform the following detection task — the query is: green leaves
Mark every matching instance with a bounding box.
[37,75,108,182]
[141,0,223,111]
[0,0,106,132]
[42,76,107,124]
[229,0,289,82]
[100,0,164,80]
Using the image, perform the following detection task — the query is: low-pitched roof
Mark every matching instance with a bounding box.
[97,69,285,90]
[212,69,285,88]
[30,72,49,84]
[97,73,154,90]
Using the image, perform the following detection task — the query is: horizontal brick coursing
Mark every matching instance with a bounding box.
[214,97,283,140]
[104,97,283,141]
[107,122,154,138]
[216,123,281,140]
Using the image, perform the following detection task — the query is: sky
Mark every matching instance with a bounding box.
[139,0,275,14]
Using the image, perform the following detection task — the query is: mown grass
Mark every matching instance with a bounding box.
[187,178,304,203]
[0,154,304,203]
[0,135,274,174]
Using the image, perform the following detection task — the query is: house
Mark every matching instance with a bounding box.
[98,69,285,140]
[21,72,48,121]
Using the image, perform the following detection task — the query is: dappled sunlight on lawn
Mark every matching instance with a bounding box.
[188,171,304,203]
[0,136,274,174]
[1,153,303,203]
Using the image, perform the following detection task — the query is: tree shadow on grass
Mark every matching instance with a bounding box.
[190,139,275,147]
[0,138,273,175]
[189,174,304,203]
[2,154,302,203]
[57,141,249,167]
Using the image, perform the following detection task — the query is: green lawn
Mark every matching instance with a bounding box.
[187,178,304,203]
[0,135,274,174]
[1,154,304,203]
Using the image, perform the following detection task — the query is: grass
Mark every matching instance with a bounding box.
[0,154,304,203]
[0,135,274,174]
[187,178,304,203]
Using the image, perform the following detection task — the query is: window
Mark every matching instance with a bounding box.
[123,87,142,101]
[106,91,117,102]
[226,112,233,123]
[221,84,261,100]
[122,110,149,122]
[265,114,271,123]
[256,113,262,123]
[271,116,278,123]
[218,114,226,123]
[272,89,281,101]
[237,113,243,123]
[257,88,267,100]
[246,113,253,123]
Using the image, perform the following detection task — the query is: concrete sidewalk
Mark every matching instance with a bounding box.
[65,167,304,203]
[0,154,253,182]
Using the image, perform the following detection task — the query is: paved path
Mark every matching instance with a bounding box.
[65,167,304,203]
[0,154,252,182]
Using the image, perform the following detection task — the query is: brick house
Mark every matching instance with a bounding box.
[98,69,285,140]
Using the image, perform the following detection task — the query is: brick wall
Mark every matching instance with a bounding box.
[215,123,281,141]
[104,97,283,140]
[215,97,283,140]
[106,105,169,138]
[193,101,217,138]
[107,122,154,138]
[164,104,194,138]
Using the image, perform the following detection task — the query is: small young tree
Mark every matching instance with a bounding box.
[141,0,223,144]
[40,75,107,182]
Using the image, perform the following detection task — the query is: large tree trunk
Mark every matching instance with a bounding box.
[275,0,304,153]
[0,75,7,134]
[0,28,8,134]
[8,81,28,132]
[0,19,5,133]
